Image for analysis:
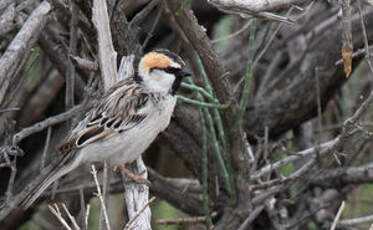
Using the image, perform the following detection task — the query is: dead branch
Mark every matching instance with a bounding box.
[70,56,98,72]
[339,214,373,226]
[12,105,83,145]
[92,0,118,90]
[207,0,310,13]
[122,158,152,230]
[0,0,14,12]
[0,1,52,105]
[123,196,156,230]
[0,3,16,37]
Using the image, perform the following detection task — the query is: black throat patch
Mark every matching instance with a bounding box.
[171,76,183,95]
[133,72,142,83]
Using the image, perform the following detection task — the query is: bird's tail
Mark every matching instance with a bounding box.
[0,155,76,221]
[20,162,74,209]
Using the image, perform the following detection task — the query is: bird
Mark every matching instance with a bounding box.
[20,49,191,208]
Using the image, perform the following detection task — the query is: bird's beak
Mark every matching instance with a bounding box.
[178,67,192,78]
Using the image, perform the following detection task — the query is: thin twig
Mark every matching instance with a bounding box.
[339,0,353,77]
[156,212,218,225]
[357,0,373,75]
[253,91,373,180]
[344,91,373,126]
[0,108,20,113]
[141,1,163,50]
[339,214,373,226]
[212,20,251,44]
[41,126,52,170]
[80,189,87,230]
[70,56,98,72]
[330,201,345,230]
[315,67,323,164]
[253,6,295,69]
[249,159,315,191]
[12,105,83,145]
[99,161,109,230]
[85,204,91,230]
[335,47,373,65]
[91,165,111,230]
[130,0,160,26]
[66,0,77,109]
[207,0,309,14]
[62,203,81,230]
[48,204,73,230]
[123,196,156,230]
[237,205,265,230]
[263,126,270,181]
[4,153,16,201]
[251,137,340,180]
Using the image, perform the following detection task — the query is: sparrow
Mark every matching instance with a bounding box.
[21,49,191,208]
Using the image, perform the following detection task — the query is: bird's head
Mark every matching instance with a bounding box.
[138,49,191,95]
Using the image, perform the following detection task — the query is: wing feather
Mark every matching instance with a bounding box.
[59,78,150,152]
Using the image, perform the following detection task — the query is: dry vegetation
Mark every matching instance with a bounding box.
[0,0,373,229]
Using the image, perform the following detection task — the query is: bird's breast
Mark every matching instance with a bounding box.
[79,95,177,166]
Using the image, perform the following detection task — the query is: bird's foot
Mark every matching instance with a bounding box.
[117,165,152,187]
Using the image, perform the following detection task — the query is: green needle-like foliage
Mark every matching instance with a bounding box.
[199,105,213,228]
[235,18,256,127]
[177,95,228,109]
[181,82,217,102]
[191,53,237,203]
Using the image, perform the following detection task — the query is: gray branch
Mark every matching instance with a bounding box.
[0,1,52,105]
[92,0,118,91]
[92,0,151,225]
[207,0,310,13]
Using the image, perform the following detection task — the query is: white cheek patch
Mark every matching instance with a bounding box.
[144,70,175,93]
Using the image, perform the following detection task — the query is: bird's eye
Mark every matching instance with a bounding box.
[164,67,179,74]
[149,67,180,74]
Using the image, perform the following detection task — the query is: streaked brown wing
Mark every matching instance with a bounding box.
[59,78,150,151]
